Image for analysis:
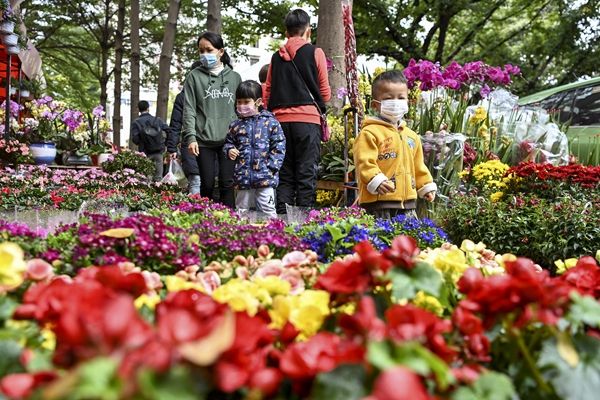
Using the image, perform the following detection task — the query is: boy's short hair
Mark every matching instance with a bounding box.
[285,9,310,37]
[258,64,269,83]
[236,80,263,100]
[371,70,408,99]
[138,100,150,112]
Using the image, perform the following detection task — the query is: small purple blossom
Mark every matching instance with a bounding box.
[92,105,105,118]
[336,87,348,100]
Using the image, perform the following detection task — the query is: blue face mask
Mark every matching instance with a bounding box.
[200,53,218,68]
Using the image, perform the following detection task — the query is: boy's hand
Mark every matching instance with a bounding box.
[188,142,199,156]
[377,180,395,195]
[228,148,239,160]
[424,191,436,202]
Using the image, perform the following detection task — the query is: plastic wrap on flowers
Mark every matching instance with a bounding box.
[511,119,569,166]
[421,132,466,199]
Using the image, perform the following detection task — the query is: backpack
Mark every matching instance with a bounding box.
[137,116,165,153]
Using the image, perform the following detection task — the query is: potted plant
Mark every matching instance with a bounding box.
[87,105,113,165]
[55,108,93,165]
[0,0,17,34]
[22,97,65,165]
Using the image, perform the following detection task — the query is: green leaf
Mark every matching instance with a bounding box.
[312,364,367,400]
[539,335,600,400]
[0,296,18,321]
[72,357,121,400]
[138,365,206,400]
[451,372,516,400]
[368,341,453,390]
[0,340,24,376]
[389,262,442,301]
[325,225,345,243]
[568,293,600,329]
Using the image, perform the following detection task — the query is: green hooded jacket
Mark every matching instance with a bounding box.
[181,65,241,147]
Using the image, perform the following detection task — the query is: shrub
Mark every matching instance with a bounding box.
[437,193,600,272]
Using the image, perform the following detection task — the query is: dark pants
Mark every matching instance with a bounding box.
[276,122,321,214]
[196,145,235,208]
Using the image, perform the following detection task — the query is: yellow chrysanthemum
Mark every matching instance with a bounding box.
[490,191,504,202]
[0,242,26,289]
[468,106,487,125]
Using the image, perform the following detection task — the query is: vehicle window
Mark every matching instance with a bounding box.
[571,85,600,126]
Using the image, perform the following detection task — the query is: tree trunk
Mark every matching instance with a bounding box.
[316,0,345,113]
[99,0,112,110]
[130,0,141,150]
[112,0,126,148]
[206,0,222,34]
[156,0,181,120]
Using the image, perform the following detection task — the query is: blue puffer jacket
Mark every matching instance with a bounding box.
[223,109,286,189]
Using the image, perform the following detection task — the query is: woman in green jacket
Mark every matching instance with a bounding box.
[182,31,241,207]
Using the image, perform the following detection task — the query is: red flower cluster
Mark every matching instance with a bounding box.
[315,236,419,295]
[364,367,433,400]
[559,256,600,298]
[386,304,456,362]
[507,162,600,188]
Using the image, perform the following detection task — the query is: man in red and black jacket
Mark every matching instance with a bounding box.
[265,8,331,214]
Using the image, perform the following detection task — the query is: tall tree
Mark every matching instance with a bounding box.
[130,0,140,149]
[156,0,182,120]
[316,0,346,112]
[112,0,126,147]
[207,0,222,34]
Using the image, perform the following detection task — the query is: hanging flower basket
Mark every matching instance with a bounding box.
[2,33,18,46]
[6,45,19,55]
[0,20,14,34]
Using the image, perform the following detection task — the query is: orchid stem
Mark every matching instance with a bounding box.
[514,331,552,394]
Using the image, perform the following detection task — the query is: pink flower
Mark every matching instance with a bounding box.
[26,259,53,281]
[254,260,284,278]
[198,271,221,294]
[282,251,310,268]
[281,269,305,295]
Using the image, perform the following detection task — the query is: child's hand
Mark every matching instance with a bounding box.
[228,148,240,160]
[424,191,436,202]
[377,180,395,195]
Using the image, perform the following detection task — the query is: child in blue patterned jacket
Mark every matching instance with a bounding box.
[223,80,286,218]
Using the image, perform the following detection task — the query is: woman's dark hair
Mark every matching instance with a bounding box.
[197,31,232,68]
[236,80,262,101]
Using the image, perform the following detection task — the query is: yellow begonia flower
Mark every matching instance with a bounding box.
[41,328,56,351]
[134,293,161,310]
[269,290,331,340]
[554,258,578,275]
[430,248,468,283]
[164,275,205,293]
[412,291,444,316]
[0,242,26,289]
[212,279,263,316]
[253,276,291,297]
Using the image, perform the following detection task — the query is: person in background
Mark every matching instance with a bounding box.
[131,100,169,182]
[353,70,436,219]
[181,31,241,207]
[166,60,203,194]
[264,9,331,214]
[223,80,285,218]
[258,63,269,109]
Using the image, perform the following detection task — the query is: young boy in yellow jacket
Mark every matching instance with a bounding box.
[353,70,436,219]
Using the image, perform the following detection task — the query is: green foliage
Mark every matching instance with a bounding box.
[538,335,600,400]
[437,194,600,271]
[312,364,367,400]
[367,341,453,389]
[451,372,516,400]
[388,262,443,300]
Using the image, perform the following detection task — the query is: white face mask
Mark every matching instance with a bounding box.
[377,99,409,123]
